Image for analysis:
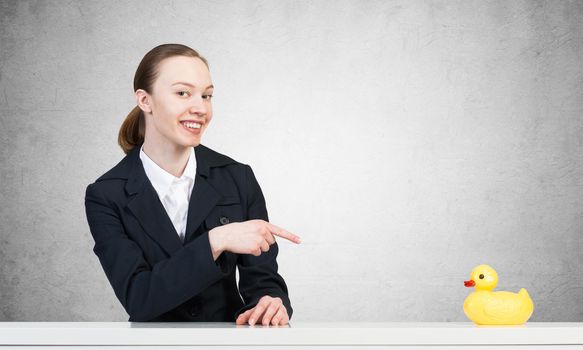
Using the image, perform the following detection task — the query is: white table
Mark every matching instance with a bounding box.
[0,322,582,349]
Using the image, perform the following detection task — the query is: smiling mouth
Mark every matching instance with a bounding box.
[180,121,202,129]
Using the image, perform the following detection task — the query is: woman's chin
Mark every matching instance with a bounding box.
[175,133,202,147]
[177,129,203,147]
[181,138,201,148]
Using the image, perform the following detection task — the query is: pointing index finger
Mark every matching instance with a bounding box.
[267,223,301,244]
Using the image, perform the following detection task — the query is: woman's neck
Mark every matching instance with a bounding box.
[142,139,191,178]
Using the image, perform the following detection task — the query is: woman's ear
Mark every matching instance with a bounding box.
[135,89,152,113]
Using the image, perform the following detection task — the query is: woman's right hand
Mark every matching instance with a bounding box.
[208,219,301,260]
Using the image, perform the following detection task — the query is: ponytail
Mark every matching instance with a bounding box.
[118,106,145,154]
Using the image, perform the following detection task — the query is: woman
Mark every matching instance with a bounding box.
[84,44,301,325]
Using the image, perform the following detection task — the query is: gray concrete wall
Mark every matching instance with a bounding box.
[1,0,582,321]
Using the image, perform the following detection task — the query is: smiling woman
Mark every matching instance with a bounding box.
[85,44,301,324]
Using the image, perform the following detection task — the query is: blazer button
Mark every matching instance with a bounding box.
[220,216,230,225]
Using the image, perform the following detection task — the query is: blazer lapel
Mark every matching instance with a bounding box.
[183,145,222,243]
[124,147,183,256]
[183,174,221,243]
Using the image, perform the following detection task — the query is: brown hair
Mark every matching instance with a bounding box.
[118,44,209,154]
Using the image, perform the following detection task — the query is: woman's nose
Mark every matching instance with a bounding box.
[189,95,207,115]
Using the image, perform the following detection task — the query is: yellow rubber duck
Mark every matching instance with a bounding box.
[463,264,534,325]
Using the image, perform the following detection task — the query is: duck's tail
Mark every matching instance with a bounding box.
[518,288,530,299]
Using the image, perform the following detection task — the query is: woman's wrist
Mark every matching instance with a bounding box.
[208,226,226,261]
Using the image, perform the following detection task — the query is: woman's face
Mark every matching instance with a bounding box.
[140,55,214,149]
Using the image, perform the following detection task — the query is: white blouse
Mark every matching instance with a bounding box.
[139,145,197,242]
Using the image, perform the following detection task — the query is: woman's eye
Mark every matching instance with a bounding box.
[202,94,213,100]
[177,91,190,97]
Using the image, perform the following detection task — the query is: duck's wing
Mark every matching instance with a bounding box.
[483,292,522,321]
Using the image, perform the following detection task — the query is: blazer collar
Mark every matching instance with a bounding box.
[100,143,237,256]
[113,143,236,195]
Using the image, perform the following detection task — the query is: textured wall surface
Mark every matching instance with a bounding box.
[0,0,582,322]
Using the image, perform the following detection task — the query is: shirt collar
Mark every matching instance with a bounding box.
[139,146,197,199]
[181,147,197,181]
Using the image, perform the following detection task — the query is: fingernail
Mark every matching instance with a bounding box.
[249,318,255,325]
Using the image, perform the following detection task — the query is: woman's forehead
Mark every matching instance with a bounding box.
[156,56,211,87]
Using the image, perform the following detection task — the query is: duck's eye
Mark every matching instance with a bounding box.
[479,274,484,279]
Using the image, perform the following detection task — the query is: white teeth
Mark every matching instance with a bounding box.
[182,122,201,129]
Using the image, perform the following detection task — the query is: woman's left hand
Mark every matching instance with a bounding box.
[235,295,289,326]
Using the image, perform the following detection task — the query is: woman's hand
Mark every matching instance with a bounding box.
[208,219,301,260]
[235,295,289,326]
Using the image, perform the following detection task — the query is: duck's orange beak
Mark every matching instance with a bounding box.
[464,280,475,287]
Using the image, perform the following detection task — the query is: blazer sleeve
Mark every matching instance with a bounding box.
[85,182,230,322]
[235,164,293,320]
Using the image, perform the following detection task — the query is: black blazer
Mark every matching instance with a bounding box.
[84,143,292,322]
